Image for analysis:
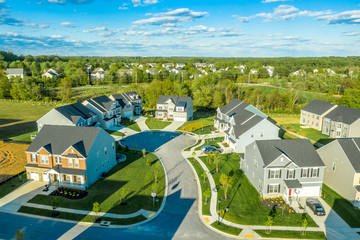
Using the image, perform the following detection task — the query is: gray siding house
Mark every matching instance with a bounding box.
[317,138,360,205]
[301,100,337,131]
[215,99,279,153]
[241,139,325,204]
[83,95,122,129]
[155,95,193,121]
[109,91,142,117]
[5,68,24,79]
[37,102,98,131]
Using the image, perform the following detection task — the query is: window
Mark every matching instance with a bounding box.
[258,180,263,190]
[312,168,319,178]
[251,133,254,138]
[40,155,49,164]
[301,168,308,178]
[76,176,82,183]
[269,169,281,179]
[316,116,319,120]
[268,184,280,194]
[63,175,70,181]
[316,123,318,127]
[260,132,263,137]
[112,142,115,150]
[336,131,341,137]
[344,124,348,130]
[97,151,100,159]
[54,156,62,164]
[74,159,79,168]
[252,171,255,178]
[68,159,73,167]
[254,160,258,170]
[31,154,37,162]
[287,169,295,179]
[104,147,107,155]
[343,133,347,138]
[337,123,342,128]
[332,162,336,171]
[96,166,98,172]
[312,114,314,118]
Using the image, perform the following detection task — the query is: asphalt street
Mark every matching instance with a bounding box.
[0,131,230,240]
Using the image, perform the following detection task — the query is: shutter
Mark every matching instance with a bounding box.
[317,168,320,177]
[267,185,270,193]
[268,170,271,179]
[286,170,289,179]
[279,170,281,179]
[293,170,296,179]
[277,184,280,193]
[300,169,303,178]
[310,169,313,178]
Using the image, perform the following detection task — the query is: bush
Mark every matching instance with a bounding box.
[146,159,151,167]
[125,145,129,152]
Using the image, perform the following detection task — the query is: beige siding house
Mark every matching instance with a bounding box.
[155,95,193,122]
[300,100,336,131]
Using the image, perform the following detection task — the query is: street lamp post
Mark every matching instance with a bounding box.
[151,191,157,209]
[218,199,221,225]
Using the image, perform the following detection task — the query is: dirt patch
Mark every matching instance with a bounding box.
[0,141,29,182]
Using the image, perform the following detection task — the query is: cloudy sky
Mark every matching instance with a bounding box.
[1,0,360,57]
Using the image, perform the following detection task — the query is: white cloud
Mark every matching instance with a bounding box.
[343,31,360,36]
[132,0,141,7]
[262,0,291,2]
[51,35,63,38]
[143,0,158,4]
[60,21,77,27]
[48,0,93,4]
[318,10,360,24]
[118,6,128,10]
[83,26,106,32]
[0,0,6,3]
[186,25,215,34]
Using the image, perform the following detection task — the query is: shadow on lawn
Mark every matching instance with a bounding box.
[0,120,37,140]
[0,118,21,126]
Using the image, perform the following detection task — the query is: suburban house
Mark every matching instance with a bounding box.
[317,138,360,205]
[176,63,186,68]
[37,102,98,131]
[42,68,59,79]
[155,95,193,121]
[162,63,174,69]
[322,105,360,138]
[5,68,24,79]
[214,99,280,153]
[25,125,116,189]
[241,139,325,204]
[301,100,337,131]
[83,95,122,129]
[91,68,105,80]
[109,91,143,117]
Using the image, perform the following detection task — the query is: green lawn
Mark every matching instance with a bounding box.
[0,100,55,141]
[187,158,211,215]
[145,117,172,130]
[195,137,224,151]
[322,184,360,228]
[106,130,125,137]
[18,206,146,225]
[121,118,141,132]
[192,126,214,135]
[254,230,326,239]
[177,115,215,132]
[28,148,165,214]
[198,154,317,227]
[211,221,242,236]
[280,123,330,144]
[0,172,28,198]
[184,140,201,151]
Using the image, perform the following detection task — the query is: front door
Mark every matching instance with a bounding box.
[289,188,292,196]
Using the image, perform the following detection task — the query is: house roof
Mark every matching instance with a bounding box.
[256,139,325,167]
[5,68,24,75]
[55,102,96,123]
[336,138,360,173]
[284,179,302,189]
[324,105,360,125]
[218,99,249,117]
[302,100,336,115]
[231,112,264,138]
[157,95,192,111]
[87,95,116,112]
[26,125,101,157]
[110,91,141,108]
[52,165,86,175]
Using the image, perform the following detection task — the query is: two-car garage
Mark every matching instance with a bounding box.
[29,172,39,181]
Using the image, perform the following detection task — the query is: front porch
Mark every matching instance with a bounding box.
[44,168,87,190]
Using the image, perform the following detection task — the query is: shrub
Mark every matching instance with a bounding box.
[146,159,152,167]
[125,145,129,152]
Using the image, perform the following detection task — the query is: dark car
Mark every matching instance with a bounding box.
[201,145,222,154]
[306,198,326,216]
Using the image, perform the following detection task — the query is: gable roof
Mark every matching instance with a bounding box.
[302,100,336,115]
[5,68,24,75]
[231,112,264,138]
[335,138,360,173]
[55,102,96,123]
[110,91,141,108]
[255,139,325,167]
[324,105,360,125]
[26,125,102,157]
[86,95,116,112]
[218,99,249,117]
[157,95,192,110]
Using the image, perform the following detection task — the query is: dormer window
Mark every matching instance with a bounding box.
[31,154,37,162]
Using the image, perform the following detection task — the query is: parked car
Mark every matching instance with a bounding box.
[306,198,326,216]
[201,145,222,154]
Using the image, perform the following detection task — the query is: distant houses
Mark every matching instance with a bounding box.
[25,125,116,189]
[301,100,360,138]
[155,95,193,122]
[5,68,24,79]
[91,68,105,80]
[42,68,59,79]
[214,99,279,153]
[109,91,143,116]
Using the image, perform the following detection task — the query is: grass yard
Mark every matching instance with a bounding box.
[211,221,242,236]
[187,158,211,215]
[254,230,326,239]
[18,206,146,225]
[195,137,224,151]
[192,126,214,135]
[177,115,215,133]
[28,148,165,214]
[121,118,141,132]
[0,172,28,198]
[280,123,330,144]
[184,140,201,151]
[0,141,29,183]
[322,184,360,228]
[145,117,172,130]
[106,130,125,137]
[0,100,55,141]
[268,113,300,124]
[198,153,317,227]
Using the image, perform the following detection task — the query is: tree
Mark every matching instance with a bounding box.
[58,77,73,102]
[51,198,62,215]
[142,148,146,158]
[15,229,26,240]
[213,152,221,173]
[219,174,233,200]
[280,204,286,218]
[301,217,308,236]
[119,187,127,205]
[200,171,207,183]
[265,216,274,234]
[154,164,161,184]
[92,201,101,222]
[206,152,213,164]
[146,159,151,166]
[0,71,10,99]
[203,189,211,205]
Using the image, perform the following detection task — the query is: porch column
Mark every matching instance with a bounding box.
[81,176,84,184]
[69,175,73,183]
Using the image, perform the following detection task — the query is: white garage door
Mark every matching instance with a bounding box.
[30,172,39,181]
[124,111,133,118]
[299,186,320,197]
[174,116,186,121]
[42,173,49,182]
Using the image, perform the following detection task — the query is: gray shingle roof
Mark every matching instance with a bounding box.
[336,138,360,173]
[52,165,86,175]
[302,100,335,115]
[231,112,264,138]
[157,95,192,111]
[284,179,302,189]
[5,68,24,75]
[26,125,101,157]
[218,99,249,117]
[256,139,325,167]
[324,105,360,125]
[87,95,116,112]
[110,91,141,108]
[56,102,96,124]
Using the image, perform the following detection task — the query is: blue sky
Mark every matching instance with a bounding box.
[0,0,360,57]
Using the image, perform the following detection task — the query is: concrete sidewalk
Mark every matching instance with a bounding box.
[162,121,184,132]
[134,116,149,131]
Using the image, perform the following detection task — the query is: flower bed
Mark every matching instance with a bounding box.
[50,187,87,200]
[260,197,296,214]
